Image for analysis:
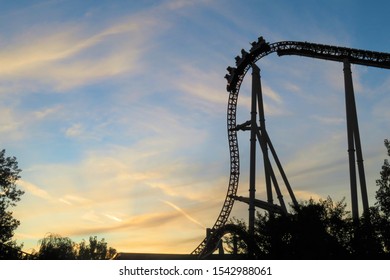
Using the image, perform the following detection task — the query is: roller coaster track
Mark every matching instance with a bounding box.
[191,37,390,256]
[197,224,262,259]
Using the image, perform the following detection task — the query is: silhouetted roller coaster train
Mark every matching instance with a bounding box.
[192,36,390,258]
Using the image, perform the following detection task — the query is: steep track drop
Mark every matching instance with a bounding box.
[191,37,390,256]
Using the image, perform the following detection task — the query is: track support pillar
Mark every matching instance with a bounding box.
[343,59,369,223]
[249,65,258,244]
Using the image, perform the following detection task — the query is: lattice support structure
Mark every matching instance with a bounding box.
[192,36,390,256]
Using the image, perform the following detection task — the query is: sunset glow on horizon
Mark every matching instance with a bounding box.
[1,0,389,254]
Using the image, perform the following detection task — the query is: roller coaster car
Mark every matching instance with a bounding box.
[234,49,250,69]
[225,66,238,91]
[226,49,250,89]
[249,36,271,54]
[225,37,272,92]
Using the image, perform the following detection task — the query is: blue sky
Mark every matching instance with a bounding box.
[1,0,389,254]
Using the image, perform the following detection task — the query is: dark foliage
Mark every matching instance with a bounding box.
[375,139,390,217]
[34,233,117,260]
[224,140,390,259]
[77,236,117,260]
[226,197,390,259]
[35,233,77,260]
[0,149,24,259]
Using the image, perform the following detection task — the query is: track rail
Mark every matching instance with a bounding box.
[198,224,262,259]
[191,37,390,255]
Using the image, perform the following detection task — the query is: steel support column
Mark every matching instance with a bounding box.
[343,59,369,222]
[248,65,258,240]
[252,64,273,206]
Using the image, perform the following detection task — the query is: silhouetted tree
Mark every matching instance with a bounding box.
[0,240,26,259]
[223,140,390,259]
[367,138,390,255]
[267,197,351,259]
[225,197,352,259]
[352,207,387,258]
[0,149,24,259]
[375,139,390,217]
[35,233,76,260]
[34,233,117,260]
[77,236,117,260]
[223,217,250,255]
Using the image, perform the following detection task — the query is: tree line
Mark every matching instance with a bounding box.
[1,140,389,259]
[0,149,116,260]
[224,139,390,259]
[32,233,117,260]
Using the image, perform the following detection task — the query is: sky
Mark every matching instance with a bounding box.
[1,0,390,254]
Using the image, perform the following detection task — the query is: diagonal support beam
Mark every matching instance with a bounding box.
[233,195,284,215]
[256,129,288,213]
[262,129,299,209]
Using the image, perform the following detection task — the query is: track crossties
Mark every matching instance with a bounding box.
[192,36,390,256]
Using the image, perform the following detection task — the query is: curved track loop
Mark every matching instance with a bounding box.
[191,37,390,255]
[198,224,262,259]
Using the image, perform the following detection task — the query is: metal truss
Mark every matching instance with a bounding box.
[197,224,262,259]
[192,36,390,256]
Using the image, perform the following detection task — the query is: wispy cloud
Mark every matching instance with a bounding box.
[0,16,156,93]
[311,115,345,125]
[373,99,390,121]
[104,213,123,223]
[6,0,390,255]
[162,200,205,229]
[18,179,92,207]
[174,64,289,118]
[60,195,91,205]
[65,123,85,138]
[68,211,180,236]
[18,180,53,201]
[33,105,63,120]
[0,108,22,136]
